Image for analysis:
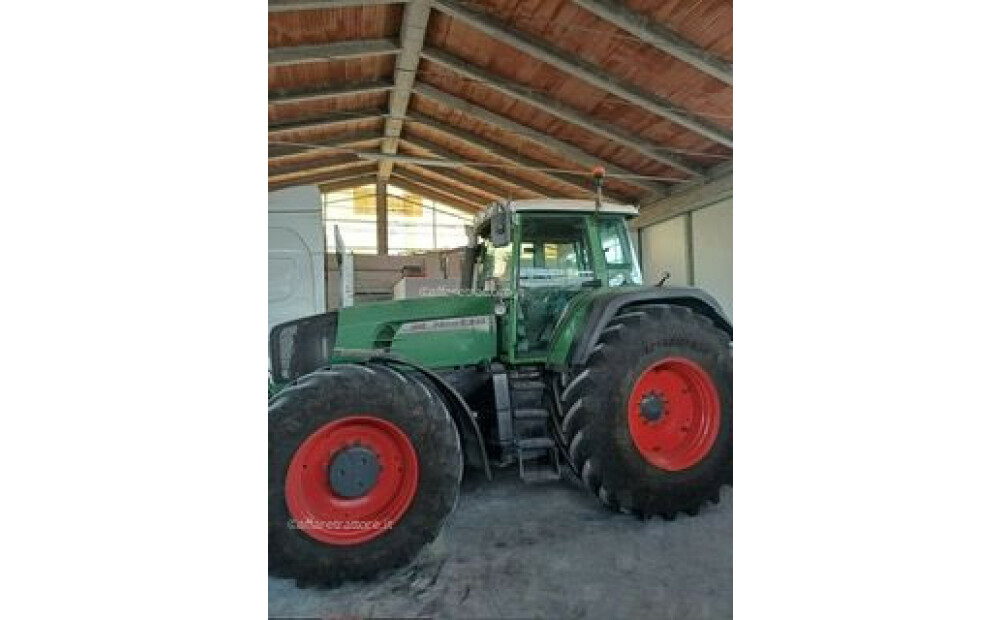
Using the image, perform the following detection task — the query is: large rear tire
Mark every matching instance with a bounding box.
[557,305,732,518]
[268,363,462,587]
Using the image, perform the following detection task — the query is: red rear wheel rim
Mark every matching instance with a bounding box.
[285,415,419,545]
[627,357,721,471]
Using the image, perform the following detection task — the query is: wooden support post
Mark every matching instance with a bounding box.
[376,179,389,255]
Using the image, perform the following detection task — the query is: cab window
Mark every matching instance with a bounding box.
[599,218,642,286]
[518,217,594,286]
[480,238,513,293]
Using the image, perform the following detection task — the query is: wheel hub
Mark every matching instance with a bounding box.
[627,357,721,471]
[638,392,666,423]
[284,416,420,546]
[329,445,381,498]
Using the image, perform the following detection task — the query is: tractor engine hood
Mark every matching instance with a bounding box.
[270,295,500,383]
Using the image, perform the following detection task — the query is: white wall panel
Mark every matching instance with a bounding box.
[640,215,690,286]
[691,199,733,320]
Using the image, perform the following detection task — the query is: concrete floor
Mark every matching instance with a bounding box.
[269,468,732,619]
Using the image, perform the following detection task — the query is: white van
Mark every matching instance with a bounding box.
[268,186,326,332]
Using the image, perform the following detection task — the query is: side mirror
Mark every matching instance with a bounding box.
[491,204,511,247]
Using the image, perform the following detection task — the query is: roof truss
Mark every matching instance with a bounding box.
[571,0,732,85]
[431,0,731,147]
[422,47,704,177]
[379,0,432,181]
[412,82,667,196]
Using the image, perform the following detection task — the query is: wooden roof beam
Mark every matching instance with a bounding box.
[268,80,394,106]
[267,109,384,136]
[431,0,731,148]
[269,167,378,192]
[395,140,539,199]
[269,130,385,161]
[412,82,668,197]
[422,47,703,177]
[269,159,371,183]
[317,173,380,194]
[269,0,408,12]
[406,111,627,202]
[379,0,432,181]
[400,135,566,198]
[572,0,732,85]
[393,167,492,207]
[388,176,483,214]
[295,149,506,203]
[397,164,503,203]
[269,39,401,67]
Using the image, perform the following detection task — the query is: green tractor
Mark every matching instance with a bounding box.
[268,197,732,587]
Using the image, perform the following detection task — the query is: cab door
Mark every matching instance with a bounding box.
[511,213,598,361]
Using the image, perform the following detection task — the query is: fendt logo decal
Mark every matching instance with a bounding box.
[397,316,493,335]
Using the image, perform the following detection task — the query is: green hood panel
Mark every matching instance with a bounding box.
[335,295,498,369]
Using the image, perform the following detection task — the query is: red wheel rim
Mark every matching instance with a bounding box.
[285,416,419,545]
[627,357,721,471]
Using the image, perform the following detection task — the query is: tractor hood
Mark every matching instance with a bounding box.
[333,294,499,369]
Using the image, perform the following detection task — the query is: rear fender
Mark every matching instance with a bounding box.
[552,286,732,370]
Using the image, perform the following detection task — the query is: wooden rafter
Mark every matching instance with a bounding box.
[431,0,731,147]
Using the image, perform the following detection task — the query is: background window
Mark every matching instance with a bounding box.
[322,185,473,255]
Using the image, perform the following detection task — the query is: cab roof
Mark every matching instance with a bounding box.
[504,199,639,217]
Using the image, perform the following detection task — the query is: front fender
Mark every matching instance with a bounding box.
[307,351,493,480]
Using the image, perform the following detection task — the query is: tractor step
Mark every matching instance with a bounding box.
[509,377,547,410]
[513,407,549,420]
[516,437,555,450]
[519,461,562,483]
[509,379,546,391]
[516,436,561,484]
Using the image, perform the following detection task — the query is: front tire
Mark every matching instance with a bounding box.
[268,363,462,587]
[558,305,732,518]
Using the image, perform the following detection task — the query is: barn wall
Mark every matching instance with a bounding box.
[691,199,733,320]
[640,215,690,286]
[639,197,732,321]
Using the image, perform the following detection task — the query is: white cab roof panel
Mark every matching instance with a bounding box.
[506,199,638,217]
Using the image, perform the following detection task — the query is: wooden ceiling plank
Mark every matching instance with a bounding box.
[571,0,732,85]
[421,47,704,178]
[412,82,668,197]
[407,110,629,202]
[431,0,731,148]
[269,0,408,12]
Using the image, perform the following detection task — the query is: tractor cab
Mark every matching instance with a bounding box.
[469,199,643,361]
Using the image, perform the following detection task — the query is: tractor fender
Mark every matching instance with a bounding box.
[566,286,732,368]
[344,353,493,480]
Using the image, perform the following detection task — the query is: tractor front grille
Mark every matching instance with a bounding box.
[269,312,339,383]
